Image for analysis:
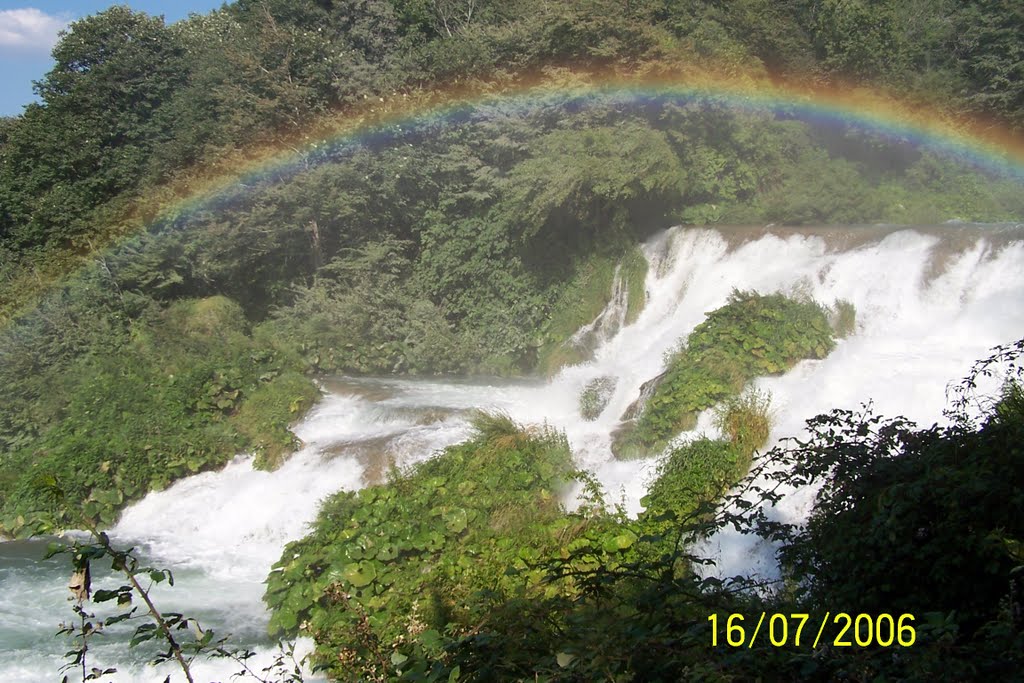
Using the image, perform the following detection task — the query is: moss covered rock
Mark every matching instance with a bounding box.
[613,290,834,459]
[579,376,617,421]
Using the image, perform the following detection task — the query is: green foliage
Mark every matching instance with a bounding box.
[579,376,617,421]
[620,244,649,325]
[263,236,494,375]
[264,415,576,680]
[760,339,1024,680]
[643,388,771,524]
[0,296,315,535]
[537,254,618,374]
[2,0,1024,320]
[537,244,649,375]
[233,372,321,471]
[810,0,907,80]
[642,437,746,520]
[501,123,686,243]
[617,290,833,457]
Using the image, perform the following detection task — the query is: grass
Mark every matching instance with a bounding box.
[714,386,773,463]
[830,298,857,338]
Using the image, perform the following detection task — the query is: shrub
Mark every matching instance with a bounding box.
[264,414,577,680]
[232,371,320,470]
[642,437,745,518]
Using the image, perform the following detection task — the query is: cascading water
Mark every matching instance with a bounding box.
[2,224,1022,682]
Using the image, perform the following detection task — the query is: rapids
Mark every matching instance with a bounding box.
[2,224,1022,681]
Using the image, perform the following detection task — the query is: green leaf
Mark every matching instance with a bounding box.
[342,562,377,588]
[443,507,468,534]
[602,531,637,553]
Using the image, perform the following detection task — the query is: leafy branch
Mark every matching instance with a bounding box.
[40,478,304,683]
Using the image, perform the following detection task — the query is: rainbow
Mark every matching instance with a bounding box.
[4,68,1024,326]
[147,69,1024,232]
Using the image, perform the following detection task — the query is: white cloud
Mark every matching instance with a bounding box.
[0,8,72,56]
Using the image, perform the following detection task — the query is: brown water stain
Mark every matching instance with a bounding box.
[323,435,396,486]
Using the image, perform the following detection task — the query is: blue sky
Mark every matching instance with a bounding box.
[0,2,227,116]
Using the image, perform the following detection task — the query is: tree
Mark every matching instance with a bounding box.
[0,7,186,248]
[769,340,1024,679]
[954,0,1024,130]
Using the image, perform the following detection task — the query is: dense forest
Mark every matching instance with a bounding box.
[1,0,1023,681]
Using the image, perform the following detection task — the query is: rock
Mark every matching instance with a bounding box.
[579,376,617,421]
[621,370,668,421]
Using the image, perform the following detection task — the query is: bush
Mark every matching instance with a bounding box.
[764,342,1024,680]
[642,437,745,518]
[232,371,320,470]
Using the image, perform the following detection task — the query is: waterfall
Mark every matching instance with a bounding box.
[3,224,1022,682]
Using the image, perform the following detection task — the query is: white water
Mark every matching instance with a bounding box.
[2,224,1022,681]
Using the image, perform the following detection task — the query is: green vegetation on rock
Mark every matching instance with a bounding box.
[643,438,747,521]
[644,387,771,519]
[264,401,774,681]
[235,371,321,471]
[0,293,317,536]
[579,376,617,421]
[264,413,578,680]
[621,244,649,326]
[536,254,620,374]
[615,290,833,458]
